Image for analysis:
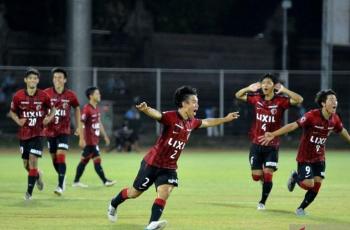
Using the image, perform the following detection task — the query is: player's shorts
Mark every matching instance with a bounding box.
[47,135,69,154]
[133,160,178,192]
[297,161,326,180]
[249,143,279,171]
[81,145,100,159]
[20,137,43,160]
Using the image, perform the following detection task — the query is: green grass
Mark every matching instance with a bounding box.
[0,149,350,230]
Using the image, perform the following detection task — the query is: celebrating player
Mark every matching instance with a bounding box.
[235,73,303,210]
[44,68,82,195]
[259,89,350,216]
[107,85,240,230]
[72,86,116,188]
[9,68,55,200]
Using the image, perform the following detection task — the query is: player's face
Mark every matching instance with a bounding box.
[323,94,338,114]
[261,78,274,96]
[183,95,199,119]
[91,89,101,103]
[24,74,39,89]
[53,73,66,89]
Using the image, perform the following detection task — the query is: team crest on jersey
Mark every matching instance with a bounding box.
[270,108,277,115]
[300,116,306,123]
[62,102,68,109]
[36,105,41,111]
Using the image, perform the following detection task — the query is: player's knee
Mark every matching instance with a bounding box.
[252,174,262,181]
[81,157,90,164]
[56,154,66,164]
[299,180,314,190]
[93,157,101,164]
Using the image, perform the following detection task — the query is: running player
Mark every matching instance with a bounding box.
[235,73,303,210]
[9,68,55,200]
[259,89,350,216]
[72,86,116,188]
[107,85,240,230]
[44,67,82,195]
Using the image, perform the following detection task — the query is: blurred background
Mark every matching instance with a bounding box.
[0,0,349,150]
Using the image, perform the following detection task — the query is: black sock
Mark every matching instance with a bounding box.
[94,163,107,183]
[298,190,318,210]
[58,163,66,188]
[259,182,273,204]
[111,188,129,208]
[74,162,86,183]
[27,176,37,195]
[149,198,166,223]
[52,160,59,173]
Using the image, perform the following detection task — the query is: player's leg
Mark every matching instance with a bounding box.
[91,146,116,186]
[55,135,69,192]
[108,160,152,222]
[72,146,91,187]
[145,169,178,229]
[258,147,278,209]
[47,137,59,173]
[296,162,325,216]
[249,144,264,182]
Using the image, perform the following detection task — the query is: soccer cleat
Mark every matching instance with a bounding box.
[24,192,32,201]
[104,180,117,187]
[295,208,307,216]
[145,220,168,230]
[36,170,44,191]
[107,203,117,222]
[287,170,298,192]
[72,182,88,188]
[257,203,266,210]
[54,186,63,196]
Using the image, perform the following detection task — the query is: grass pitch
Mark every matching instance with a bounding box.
[0,149,350,230]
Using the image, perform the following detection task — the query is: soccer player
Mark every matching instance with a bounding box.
[259,89,350,216]
[9,68,55,200]
[44,68,82,195]
[72,86,116,188]
[107,85,240,230]
[235,73,303,210]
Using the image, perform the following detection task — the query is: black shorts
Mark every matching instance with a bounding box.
[47,135,69,153]
[297,161,326,180]
[82,145,100,158]
[20,137,43,160]
[133,160,178,192]
[249,143,279,171]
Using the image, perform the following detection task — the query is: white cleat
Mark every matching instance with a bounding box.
[257,203,266,210]
[107,203,117,222]
[54,186,63,196]
[72,182,88,188]
[295,208,307,216]
[36,170,44,191]
[24,192,32,201]
[145,220,168,230]
[104,180,117,187]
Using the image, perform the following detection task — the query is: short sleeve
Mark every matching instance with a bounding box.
[81,106,89,123]
[247,93,259,105]
[334,115,344,133]
[70,92,80,108]
[192,118,202,130]
[280,96,291,109]
[159,111,173,126]
[10,95,19,112]
[296,111,313,128]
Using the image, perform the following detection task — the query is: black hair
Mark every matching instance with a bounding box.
[25,67,40,78]
[260,73,278,84]
[174,85,197,108]
[51,67,67,78]
[85,86,99,99]
[315,89,336,107]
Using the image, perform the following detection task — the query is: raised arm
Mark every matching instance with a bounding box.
[136,102,162,121]
[258,122,299,145]
[235,82,261,102]
[200,112,239,128]
[275,84,303,105]
[339,128,350,144]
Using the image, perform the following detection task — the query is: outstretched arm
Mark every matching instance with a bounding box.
[136,102,162,121]
[275,84,303,105]
[339,128,350,144]
[258,122,299,145]
[200,112,239,128]
[235,82,261,102]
